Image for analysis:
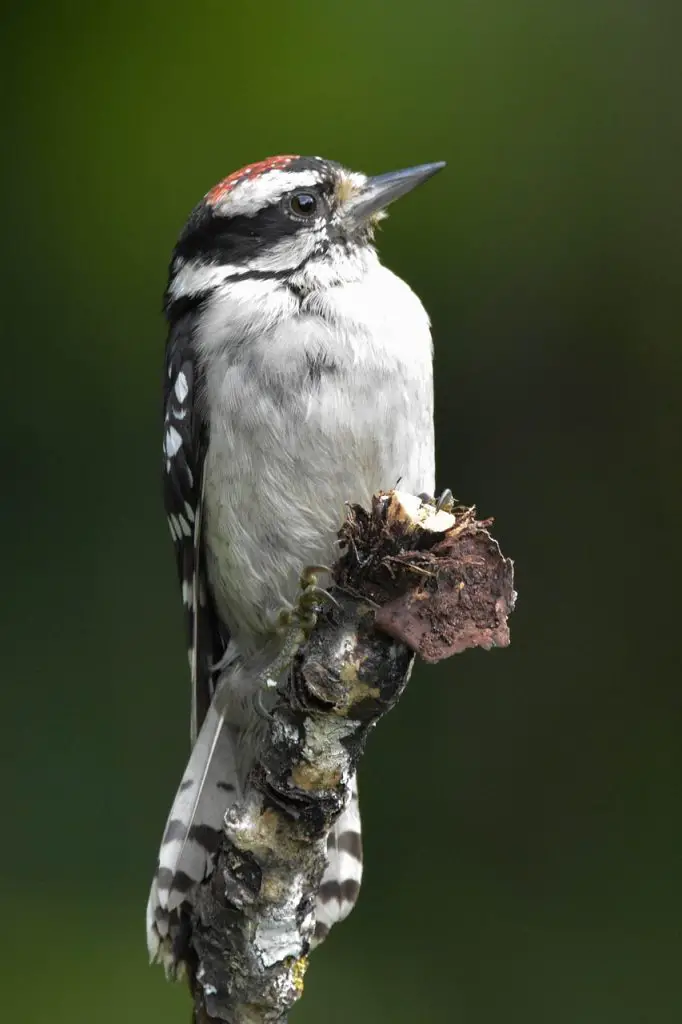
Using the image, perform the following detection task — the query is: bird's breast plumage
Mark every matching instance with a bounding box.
[199,262,435,655]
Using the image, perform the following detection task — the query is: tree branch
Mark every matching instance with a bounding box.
[188,491,516,1023]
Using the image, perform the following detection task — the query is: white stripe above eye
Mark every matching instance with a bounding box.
[168,228,323,299]
[211,169,323,217]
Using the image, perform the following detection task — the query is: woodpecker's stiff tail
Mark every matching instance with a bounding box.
[146,704,239,970]
[147,705,363,970]
[312,773,363,946]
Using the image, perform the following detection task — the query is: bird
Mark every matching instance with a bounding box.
[147,154,444,974]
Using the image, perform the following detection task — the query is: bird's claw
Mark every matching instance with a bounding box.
[254,565,340,721]
[276,565,340,637]
[299,563,333,583]
[252,675,279,720]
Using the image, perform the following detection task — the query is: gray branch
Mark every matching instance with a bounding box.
[188,492,516,1024]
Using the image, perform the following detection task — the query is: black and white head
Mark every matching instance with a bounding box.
[165,155,445,312]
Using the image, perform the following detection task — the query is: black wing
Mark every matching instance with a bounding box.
[163,315,226,740]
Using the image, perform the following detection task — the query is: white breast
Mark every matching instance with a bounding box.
[198,258,435,653]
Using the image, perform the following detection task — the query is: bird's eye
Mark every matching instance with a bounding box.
[289,192,318,218]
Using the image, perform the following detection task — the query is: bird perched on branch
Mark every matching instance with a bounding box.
[147,154,444,973]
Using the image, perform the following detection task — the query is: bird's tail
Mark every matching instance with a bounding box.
[146,702,240,973]
[147,711,364,972]
[312,773,363,946]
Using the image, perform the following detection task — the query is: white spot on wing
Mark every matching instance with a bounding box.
[164,426,182,458]
[174,371,189,403]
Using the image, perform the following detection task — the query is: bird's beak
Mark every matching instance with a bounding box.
[344,161,446,229]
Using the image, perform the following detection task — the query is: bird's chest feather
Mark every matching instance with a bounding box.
[200,276,434,642]
[206,309,426,511]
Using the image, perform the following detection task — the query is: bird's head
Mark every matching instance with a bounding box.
[167,155,444,308]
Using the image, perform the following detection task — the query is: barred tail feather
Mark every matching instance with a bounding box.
[146,703,240,969]
[313,772,363,946]
[148,742,362,968]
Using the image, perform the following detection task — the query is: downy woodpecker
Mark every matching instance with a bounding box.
[148,154,445,972]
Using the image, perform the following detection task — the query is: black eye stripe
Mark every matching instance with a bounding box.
[175,181,331,264]
[174,206,304,261]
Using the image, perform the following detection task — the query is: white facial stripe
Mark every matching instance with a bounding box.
[169,226,326,299]
[168,260,241,298]
[211,169,324,217]
[242,229,323,274]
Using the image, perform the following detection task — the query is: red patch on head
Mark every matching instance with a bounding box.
[206,155,299,205]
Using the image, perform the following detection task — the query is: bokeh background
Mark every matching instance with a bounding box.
[3,1,681,1021]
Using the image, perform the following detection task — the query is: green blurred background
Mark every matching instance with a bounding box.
[3,1,681,1020]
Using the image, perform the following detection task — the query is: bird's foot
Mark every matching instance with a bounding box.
[276,564,340,636]
[253,565,340,719]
